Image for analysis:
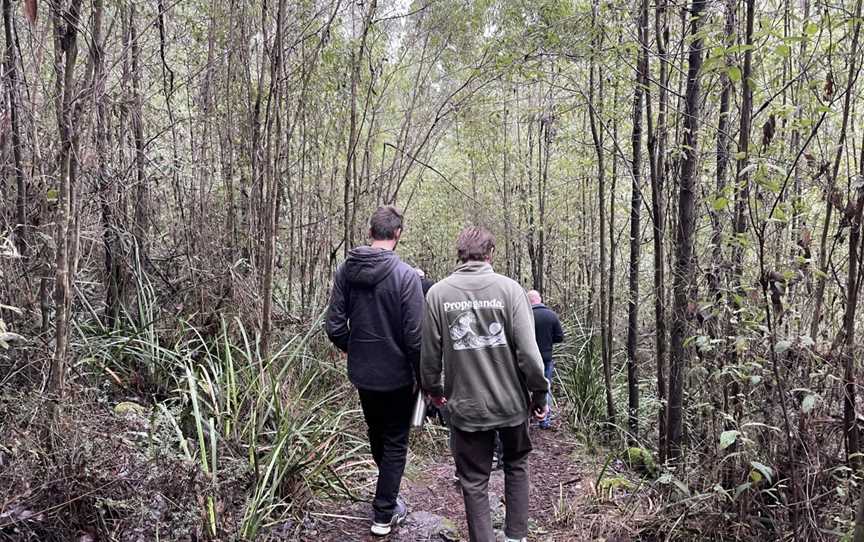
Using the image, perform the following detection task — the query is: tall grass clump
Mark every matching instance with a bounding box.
[554,314,626,442]
[175,317,368,538]
[76,306,368,539]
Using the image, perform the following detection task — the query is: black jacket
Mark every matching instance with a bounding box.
[325,246,424,391]
[420,277,435,296]
[532,303,564,363]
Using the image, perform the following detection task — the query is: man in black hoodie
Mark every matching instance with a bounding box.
[527,290,564,429]
[325,205,424,537]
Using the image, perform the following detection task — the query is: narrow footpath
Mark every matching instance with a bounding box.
[297,425,647,541]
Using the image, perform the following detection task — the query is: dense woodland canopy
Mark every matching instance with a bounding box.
[3,0,864,539]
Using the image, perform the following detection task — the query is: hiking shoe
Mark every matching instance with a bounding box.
[370,499,407,536]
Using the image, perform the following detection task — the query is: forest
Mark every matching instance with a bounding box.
[1,0,864,539]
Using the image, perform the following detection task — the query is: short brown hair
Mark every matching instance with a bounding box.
[456,227,495,263]
[369,205,403,240]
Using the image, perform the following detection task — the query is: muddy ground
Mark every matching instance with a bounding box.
[295,422,647,542]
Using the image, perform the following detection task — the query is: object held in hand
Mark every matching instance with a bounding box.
[410,390,428,428]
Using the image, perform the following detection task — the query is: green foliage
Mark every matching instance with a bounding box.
[719,429,741,450]
[79,315,366,538]
[623,447,657,477]
[597,475,634,493]
[170,318,365,539]
[555,317,609,433]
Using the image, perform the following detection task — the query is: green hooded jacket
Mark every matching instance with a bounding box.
[420,261,549,431]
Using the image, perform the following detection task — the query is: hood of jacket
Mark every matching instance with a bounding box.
[343,246,401,286]
[442,261,496,291]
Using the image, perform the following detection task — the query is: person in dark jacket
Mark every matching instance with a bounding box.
[527,290,564,429]
[415,267,436,296]
[325,205,424,537]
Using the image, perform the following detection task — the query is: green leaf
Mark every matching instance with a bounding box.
[804,22,819,36]
[711,196,730,212]
[775,44,791,57]
[770,205,788,222]
[749,469,763,484]
[750,461,774,484]
[720,430,741,450]
[728,66,742,82]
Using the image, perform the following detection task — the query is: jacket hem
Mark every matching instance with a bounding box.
[450,411,528,432]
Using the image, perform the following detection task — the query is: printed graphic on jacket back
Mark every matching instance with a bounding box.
[443,299,508,351]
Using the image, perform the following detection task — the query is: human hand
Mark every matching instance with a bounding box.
[429,395,447,408]
[532,404,549,420]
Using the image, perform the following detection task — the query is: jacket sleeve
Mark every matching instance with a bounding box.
[552,314,564,344]
[401,269,425,380]
[325,267,350,352]
[420,290,445,397]
[511,288,550,405]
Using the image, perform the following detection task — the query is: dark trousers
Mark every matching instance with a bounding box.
[357,385,413,523]
[451,422,532,542]
[543,359,555,424]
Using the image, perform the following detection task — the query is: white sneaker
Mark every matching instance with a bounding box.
[370,500,408,536]
[504,538,527,542]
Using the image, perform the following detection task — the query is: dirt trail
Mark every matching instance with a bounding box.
[297,425,641,541]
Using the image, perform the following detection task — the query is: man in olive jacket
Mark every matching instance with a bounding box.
[326,206,424,537]
[420,227,549,542]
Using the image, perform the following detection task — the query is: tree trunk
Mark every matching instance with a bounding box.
[90,0,119,328]
[710,0,736,482]
[130,4,148,260]
[608,79,619,393]
[646,0,670,458]
[724,0,756,461]
[48,0,85,405]
[665,0,706,460]
[260,0,287,354]
[343,0,377,257]
[589,0,616,425]
[710,0,733,348]
[841,135,864,469]
[811,0,863,340]
[536,95,552,294]
[626,0,648,441]
[732,0,755,294]
[3,0,26,256]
